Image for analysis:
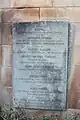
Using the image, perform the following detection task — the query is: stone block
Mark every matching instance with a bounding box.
[68,65,80,109]
[2,45,12,67]
[2,23,12,45]
[0,23,2,45]
[73,46,80,66]
[66,7,80,22]
[0,0,10,8]
[40,7,80,22]
[53,0,73,6]
[1,67,12,87]
[73,0,80,6]
[2,8,39,23]
[0,46,2,65]
[40,8,67,20]
[74,23,80,46]
[11,0,52,7]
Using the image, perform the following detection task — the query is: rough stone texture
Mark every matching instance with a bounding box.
[73,46,80,66]
[68,66,74,89]
[74,23,80,46]
[2,8,39,23]
[2,23,12,45]
[53,0,73,6]
[0,46,2,65]
[2,45,12,67]
[0,9,2,22]
[3,0,80,8]
[2,7,80,23]
[0,66,1,80]
[0,0,10,8]
[73,0,80,6]
[0,24,2,45]
[67,24,80,109]
[11,0,52,7]
[40,7,80,22]
[66,8,80,22]
[68,65,80,109]
[12,0,80,7]
[40,8,67,20]
[1,67,12,87]
[6,87,12,104]
[69,45,80,106]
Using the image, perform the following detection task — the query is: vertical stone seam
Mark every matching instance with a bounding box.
[51,0,54,7]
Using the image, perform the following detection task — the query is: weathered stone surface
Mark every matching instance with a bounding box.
[40,8,67,20]
[74,23,80,46]
[68,65,80,109]
[11,0,52,7]
[73,46,80,66]
[2,23,12,45]
[0,0,10,8]
[6,87,12,104]
[2,8,39,23]
[0,46,2,65]
[1,7,80,23]
[0,9,2,22]
[12,21,72,110]
[0,66,1,80]
[67,23,80,67]
[0,82,11,105]
[1,67,12,87]
[63,23,80,109]
[2,45,12,67]
[53,0,73,6]
[66,8,80,22]
[40,7,80,22]
[73,0,80,6]
[0,24,1,45]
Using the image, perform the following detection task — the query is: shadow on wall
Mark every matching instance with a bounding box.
[68,64,80,109]
[0,82,10,106]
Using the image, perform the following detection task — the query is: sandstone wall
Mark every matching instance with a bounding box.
[0,0,80,119]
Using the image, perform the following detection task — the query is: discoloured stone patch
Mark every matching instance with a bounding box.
[68,65,80,109]
[2,23,12,45]
[2,8,39,23]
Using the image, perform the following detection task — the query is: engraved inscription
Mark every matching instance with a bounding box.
[12,21,71,110]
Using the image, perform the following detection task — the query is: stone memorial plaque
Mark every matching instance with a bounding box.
[12,21,72,110]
